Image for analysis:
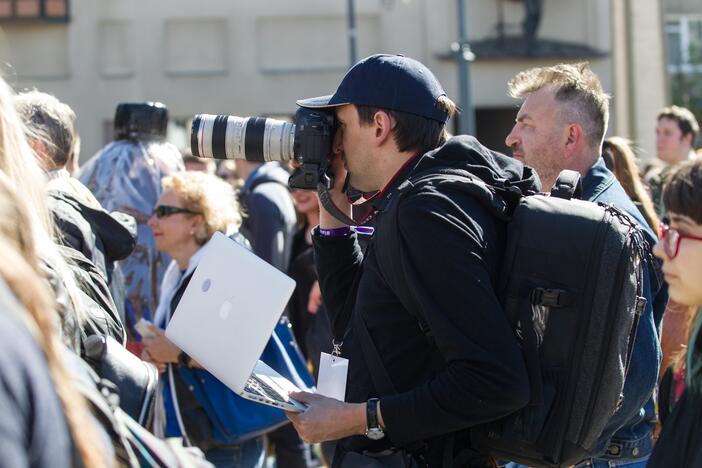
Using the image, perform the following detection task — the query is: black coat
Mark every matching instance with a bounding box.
[313,136,540,465]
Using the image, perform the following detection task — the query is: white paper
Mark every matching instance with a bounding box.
[316,352,349,401]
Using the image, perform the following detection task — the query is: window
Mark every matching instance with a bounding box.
[665,16,702,143]
[666,16,702,73]
[0,0,69,22]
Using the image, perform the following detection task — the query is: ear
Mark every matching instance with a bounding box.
[373,111,394,147]
[683,132,694,147]
[190,213,205,231]
[564,123,585,159]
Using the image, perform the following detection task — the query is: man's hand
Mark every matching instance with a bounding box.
[286,391,366,443]
[318,135,353,229]
[142,323,180,364]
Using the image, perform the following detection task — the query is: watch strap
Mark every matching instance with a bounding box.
[366,398,380,430]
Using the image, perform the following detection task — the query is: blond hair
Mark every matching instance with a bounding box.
[0,173,107,467]
[508,62,610,151]
[0,76,87,331]
[162,171,242,244]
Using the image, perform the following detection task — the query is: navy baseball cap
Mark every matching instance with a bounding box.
[297,54,449,123]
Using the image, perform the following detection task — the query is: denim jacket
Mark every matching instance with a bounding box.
[581,158,667,460]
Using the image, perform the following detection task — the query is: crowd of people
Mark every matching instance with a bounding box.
[0,52,700,468]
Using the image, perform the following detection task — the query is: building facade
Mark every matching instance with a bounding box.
[0,0,668,162]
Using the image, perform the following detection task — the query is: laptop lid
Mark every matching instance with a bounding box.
[165,231,296,393]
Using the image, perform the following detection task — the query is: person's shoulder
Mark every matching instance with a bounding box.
[396,174,499,231]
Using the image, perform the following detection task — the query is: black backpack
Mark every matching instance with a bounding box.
[366,166,649,467]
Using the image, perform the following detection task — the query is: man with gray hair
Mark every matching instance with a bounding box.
[15,90,135,323]
[504,63,667,468]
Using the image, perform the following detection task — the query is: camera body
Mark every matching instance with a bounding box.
[190,107,336,191]
[289,108,336,190]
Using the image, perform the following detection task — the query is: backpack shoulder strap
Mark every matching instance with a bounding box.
[550,170,582,200]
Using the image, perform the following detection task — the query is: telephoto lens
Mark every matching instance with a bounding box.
[191,114,295,162]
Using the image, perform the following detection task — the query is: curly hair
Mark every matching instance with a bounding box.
[162,171,243,245]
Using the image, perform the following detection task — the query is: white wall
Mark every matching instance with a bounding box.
[0,0,661,160]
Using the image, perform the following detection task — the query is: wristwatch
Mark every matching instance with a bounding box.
[365,398,385,440]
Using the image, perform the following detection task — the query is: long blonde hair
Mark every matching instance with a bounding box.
[0,76,86,330]
[0,172,106,467]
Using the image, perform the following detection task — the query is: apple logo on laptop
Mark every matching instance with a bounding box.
[219,298,234,320]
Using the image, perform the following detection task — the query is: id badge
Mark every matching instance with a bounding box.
[316,352,349,402]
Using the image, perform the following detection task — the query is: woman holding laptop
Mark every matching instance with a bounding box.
[141,170,266,468]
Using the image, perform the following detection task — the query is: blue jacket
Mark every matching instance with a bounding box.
[240,163,297,272]
[582,158,667,459]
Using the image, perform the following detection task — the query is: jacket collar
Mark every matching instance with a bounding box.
[581,157,615,202]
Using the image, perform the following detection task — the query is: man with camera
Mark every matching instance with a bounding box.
[283,54,535,466]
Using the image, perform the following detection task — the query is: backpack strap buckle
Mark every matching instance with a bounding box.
[530,288,570,308]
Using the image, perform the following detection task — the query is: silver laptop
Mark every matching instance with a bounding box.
[165,231,308,412]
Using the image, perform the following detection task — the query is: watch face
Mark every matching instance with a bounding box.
[366,428,385,440]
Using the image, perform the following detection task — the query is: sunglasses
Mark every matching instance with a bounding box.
[152,205,196,219]
[659,221,702,259]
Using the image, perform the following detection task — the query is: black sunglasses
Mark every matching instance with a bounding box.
[152,205,196,219]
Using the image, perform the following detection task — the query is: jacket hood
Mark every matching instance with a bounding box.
[416,135,542,195]
[242,162,290,194]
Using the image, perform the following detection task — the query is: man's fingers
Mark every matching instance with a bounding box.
[288,391,318,404]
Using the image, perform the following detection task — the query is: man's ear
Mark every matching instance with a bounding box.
[373,111,394,146]
[564,123,585,159]
[683,132,694,147]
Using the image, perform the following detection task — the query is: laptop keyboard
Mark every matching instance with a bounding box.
[245,375,288,404]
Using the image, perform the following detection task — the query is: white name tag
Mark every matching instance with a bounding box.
[316,352,349,402]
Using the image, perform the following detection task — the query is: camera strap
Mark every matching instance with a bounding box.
[317,182,357,226]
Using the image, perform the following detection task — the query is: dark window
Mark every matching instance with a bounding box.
[474,107,519,155]
[0,0,69,22]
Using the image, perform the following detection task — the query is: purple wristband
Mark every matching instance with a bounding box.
[318,226,352,237]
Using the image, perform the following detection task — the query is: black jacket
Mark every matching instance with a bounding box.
[313,136,539,465]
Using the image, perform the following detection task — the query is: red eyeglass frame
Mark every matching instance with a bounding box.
[659,222,702,259]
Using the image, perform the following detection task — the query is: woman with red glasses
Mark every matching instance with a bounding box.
[649,159,702,467]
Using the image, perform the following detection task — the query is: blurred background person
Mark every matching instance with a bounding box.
[287,189,332,375]
[649,159,702,467]
[602,137,659,232]
[79,102,184,352]
[142,171,266,468]
[183,148,216,174]
[0,172,107,468]
[235,159,308,467]
[237,159,296,272]
[14,89,135,327]
[287,188,335,466]
[601,137,694,388]
[217,159,244,190]
[0,74,92,353]
[646,105,699,218]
